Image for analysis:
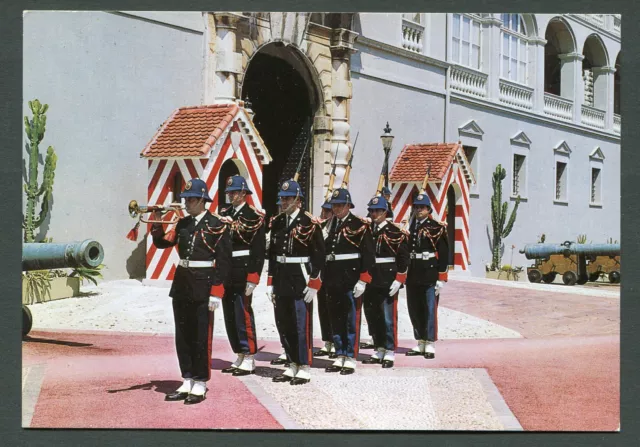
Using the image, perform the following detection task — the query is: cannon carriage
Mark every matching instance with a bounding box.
[22,239,104,336]
[520,241,620,286]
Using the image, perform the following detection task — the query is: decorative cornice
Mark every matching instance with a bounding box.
[558,53,585,62]
[356,35,450,69]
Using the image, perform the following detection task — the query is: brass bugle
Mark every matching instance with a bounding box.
[128,200,184,224]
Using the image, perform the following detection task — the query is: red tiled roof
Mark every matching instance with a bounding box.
[390,143,462,183]
[141,104,240,158]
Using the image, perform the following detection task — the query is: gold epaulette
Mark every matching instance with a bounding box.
[249,205,265,217]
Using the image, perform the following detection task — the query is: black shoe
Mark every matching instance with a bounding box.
[290,377,310,385]
[325,365,342,373]
[270,358,288,365]
[424,352,435,359]
[381,360,394,368]
[340,367,355,375]
[272,374,293,383]
[221,366,237,373]
[362,357,381,364]
[360,342,375,350]
[232,369,255,376]
[184,393,206,405]
[405,350,423,356]
[313,350,329,357]
[328,353,338,359]
[164,391,189,401]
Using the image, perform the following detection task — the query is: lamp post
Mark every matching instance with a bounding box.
[380,122,394,188]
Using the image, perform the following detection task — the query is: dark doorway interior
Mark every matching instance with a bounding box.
[217,159,241,213]
[446,186,456,266]
[242,50,314,221]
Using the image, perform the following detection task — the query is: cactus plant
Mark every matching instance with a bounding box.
[490,164,521,270]
[23,99,57,243]
[577,234,588,244]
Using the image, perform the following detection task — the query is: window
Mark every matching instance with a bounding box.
[591,167,601,204]
[555,161,567,201]
[172,172,183,203]
[513,154,526,196]
[500,14,528,84]
[452,14,482,69]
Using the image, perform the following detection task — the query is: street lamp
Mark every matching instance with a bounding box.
[380,122,394,188]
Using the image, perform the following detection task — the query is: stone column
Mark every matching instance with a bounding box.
[558,52,585,124]
[212,13,243,104]
[530,37,547,113]
[485,16,503,101]
[592,66,616,130]
[329,28,358,189]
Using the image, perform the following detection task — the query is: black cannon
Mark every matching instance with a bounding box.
[22,239,105,336]
[519,241,620,285]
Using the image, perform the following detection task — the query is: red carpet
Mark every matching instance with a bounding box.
[23,330,619,430]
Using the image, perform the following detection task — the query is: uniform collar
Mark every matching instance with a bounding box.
[234,202,246,214]
[194,210,207,225]
[375,220,388,231]
[286,208,300,223]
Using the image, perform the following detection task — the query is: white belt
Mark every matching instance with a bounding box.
[178,259,214,268]
[326,253,361,262]
[410,252,436,260]
[232,250,250,257]
[375,257,396,263]
[276,256,310,264]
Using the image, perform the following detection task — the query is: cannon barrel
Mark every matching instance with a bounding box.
[519,241,620,260]
[22,239,104,271]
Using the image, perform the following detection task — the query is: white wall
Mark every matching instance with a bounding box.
[23,11,204,279]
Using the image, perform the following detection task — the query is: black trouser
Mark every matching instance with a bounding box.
[222,286,258,355]
[172,298,214,381]
[406,284,439,342]
[327,288,363,358]
[317,286,333,343]
[274,294,313,366]
[363,286,398,351]
[362,289,375,340]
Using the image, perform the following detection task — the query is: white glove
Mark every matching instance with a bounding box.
[322,228,329,239]
[435,280,445,294]
[353,280,367,298]
[303,286,317,304]
[389,280,402,297]
[266,285,275,304]
[208,296,222,312]
[245,282,257,296]
[219,216,233,224]
[363,217,372,224]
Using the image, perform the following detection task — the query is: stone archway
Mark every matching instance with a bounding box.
[240,42,322,218]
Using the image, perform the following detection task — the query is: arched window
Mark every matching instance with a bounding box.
[500,14,528,84]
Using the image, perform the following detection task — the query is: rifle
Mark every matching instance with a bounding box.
[375,151,390,196]
[293,118,313,182]
[420,165,431,194]
[324,148,339,202]
[340,131,360,188]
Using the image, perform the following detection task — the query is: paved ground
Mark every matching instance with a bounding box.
[22,276,620,431]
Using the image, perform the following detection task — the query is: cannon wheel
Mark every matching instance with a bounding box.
[588,273,601,282]
[576,275,589,285]
[562,271,578,286]
[527,269,542,283]
[22,305,33,337]
[542,272,557,284]
[609,271,621,284]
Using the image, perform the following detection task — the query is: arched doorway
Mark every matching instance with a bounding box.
[241,43,320,220]
[446,185,456,266]
[544,18,576,97]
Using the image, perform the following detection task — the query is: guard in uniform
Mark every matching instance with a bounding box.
[361,195,409,368]
[269,197,289,367]
[313,200,336,358]
[405,193,448,359]
[324,188,375,375]
[267,180,325,385]
[151,178,232,405]
[219,175,266,376]
[361,186,395,350]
